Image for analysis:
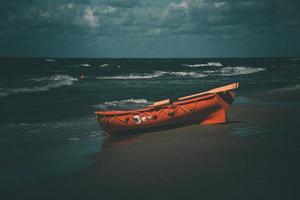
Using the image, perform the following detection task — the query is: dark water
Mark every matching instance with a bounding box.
[0,57,300,194]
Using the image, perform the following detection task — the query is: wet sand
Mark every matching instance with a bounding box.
[13,99,300,200]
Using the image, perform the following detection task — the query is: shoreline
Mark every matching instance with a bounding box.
[12,102,300,200]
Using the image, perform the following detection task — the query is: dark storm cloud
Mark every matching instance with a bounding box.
[158,0,300,36]
[0,0,300,57]
[102,0,141,8]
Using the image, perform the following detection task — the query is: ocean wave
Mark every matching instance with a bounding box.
[29,74,78,83]
[96,71,206,80]
[182,62,223,67]
[68,137,80,141]
[99,64,121,69]
[168,71,207,78]
[96,71,166,80]
[0,75,78,98]
[0,90,8,98]
[203,70,216,74]
[218,66,266,76]
[0,117,102,143]
[74,64,91,67]
[94,98,151,110]
[88,132,102,138]
[100,64,109,68]
[45,58,56,62]
[268,84,300,93]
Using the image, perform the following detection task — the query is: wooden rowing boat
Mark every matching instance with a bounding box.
[95,83,239,136]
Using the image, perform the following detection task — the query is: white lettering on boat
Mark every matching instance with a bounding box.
[133,115,141,124]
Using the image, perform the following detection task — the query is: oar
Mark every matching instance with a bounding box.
[178,82,239,101]
[150,99,171,107]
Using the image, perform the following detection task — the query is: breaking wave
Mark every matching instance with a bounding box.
[96,67,261,79]
[94,99,151,110]
[168,71,207,78]
[74,64,91,67]
[182,62,223,67]
[96,71,206,80]
[0,75,78,98]
[100,64,109,68]
[29,74,78,83]
[218,66,266,76]
[96,71,165,80]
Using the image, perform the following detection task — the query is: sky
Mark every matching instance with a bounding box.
[0,0,299,58]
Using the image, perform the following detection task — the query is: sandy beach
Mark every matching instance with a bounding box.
[12,92,300,200]
[1,0,300,198]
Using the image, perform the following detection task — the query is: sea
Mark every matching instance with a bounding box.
[0,57,300,195]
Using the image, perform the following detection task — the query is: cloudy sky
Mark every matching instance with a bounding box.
[0,0,299,58]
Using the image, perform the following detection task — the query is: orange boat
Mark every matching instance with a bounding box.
[95,83,239,136]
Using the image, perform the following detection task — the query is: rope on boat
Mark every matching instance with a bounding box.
[104,98,200,126]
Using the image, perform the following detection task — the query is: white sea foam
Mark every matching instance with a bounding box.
[96,71,166,80]
[99,64,121,69]
[182,62,223,67]
[75,63,91,67]
[168,71,207,78]
[45,58,56,62]
[203,70,216,74]
[96,71,206,80]
[218,66,266,76]
[94,98,151,110]
[11,87,50,93]
[29,74,78,83]
[182,64,203,67]
[100,64,109,68]
[0,75,78,97]
[88,132,102,138]
[68,137,80,141]
[268,84,300,93]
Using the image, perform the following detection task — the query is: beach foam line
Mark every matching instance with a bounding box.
[96,71,206,80]
[182,62,223,67]
[94,98,151,110]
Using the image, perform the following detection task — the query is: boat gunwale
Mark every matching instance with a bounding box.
[95,82,239,116]
[95,93,217,116]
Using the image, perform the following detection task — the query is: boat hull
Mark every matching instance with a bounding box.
[95,90,236,136]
